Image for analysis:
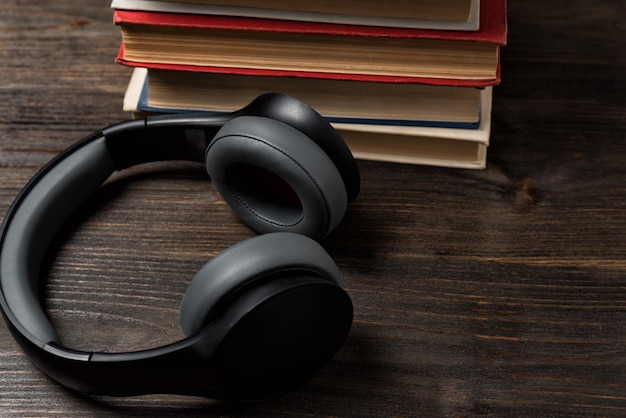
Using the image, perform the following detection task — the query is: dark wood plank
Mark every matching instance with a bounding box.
[1,0,625,416]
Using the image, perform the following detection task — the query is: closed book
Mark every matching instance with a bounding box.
[123,68,493,169]
[140,68,483,129]
[111,0,480,31]
[114,0,507,86]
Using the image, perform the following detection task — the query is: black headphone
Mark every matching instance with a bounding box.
[0,94,360,402]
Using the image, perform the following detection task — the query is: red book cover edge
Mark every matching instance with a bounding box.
[116,44,502,87]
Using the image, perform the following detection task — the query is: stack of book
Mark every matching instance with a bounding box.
[112,0,507,169]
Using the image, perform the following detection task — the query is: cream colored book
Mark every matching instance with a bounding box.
[123,68,492,169]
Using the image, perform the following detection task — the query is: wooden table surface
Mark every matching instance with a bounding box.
[1,1,625,416]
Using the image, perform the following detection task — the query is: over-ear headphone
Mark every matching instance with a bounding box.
[0,93,360,402]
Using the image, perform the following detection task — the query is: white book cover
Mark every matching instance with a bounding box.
[111,0,480,31]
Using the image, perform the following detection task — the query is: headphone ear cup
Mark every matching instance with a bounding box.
[205,116,348,241]
[179,232,343,337]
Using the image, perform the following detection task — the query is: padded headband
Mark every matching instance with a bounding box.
[1,133,116,345]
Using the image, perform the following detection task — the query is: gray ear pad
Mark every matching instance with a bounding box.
[179,232,342,337]
[205,116,348,241]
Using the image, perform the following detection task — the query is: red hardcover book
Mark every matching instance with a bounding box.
[114,0,507,86]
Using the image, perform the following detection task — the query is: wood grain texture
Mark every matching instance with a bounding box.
[1,0,625,416]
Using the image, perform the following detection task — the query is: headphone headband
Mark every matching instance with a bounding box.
[1,134,115,345]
